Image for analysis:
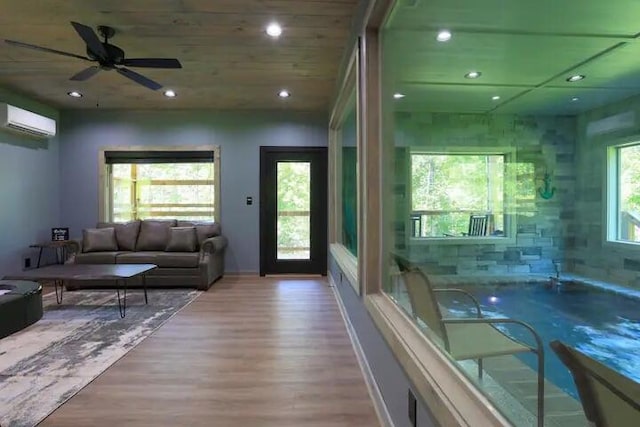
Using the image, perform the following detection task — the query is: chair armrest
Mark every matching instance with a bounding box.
[442,317,544,354]
[200,235,228,254]
[434,288,483,317]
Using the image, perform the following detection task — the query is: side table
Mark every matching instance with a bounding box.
[29,240,74,268]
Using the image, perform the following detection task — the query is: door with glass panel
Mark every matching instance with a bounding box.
[260,147,327,275]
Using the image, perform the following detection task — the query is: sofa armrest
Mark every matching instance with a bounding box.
[200,235,228,255]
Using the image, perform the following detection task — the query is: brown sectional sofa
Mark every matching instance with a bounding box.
[66,219,227,290]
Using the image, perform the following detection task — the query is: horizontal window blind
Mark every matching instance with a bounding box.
[105,150,214,164]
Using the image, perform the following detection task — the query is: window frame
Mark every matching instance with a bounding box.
[98,145,221,223]
[329,43,360,293]
[606,139,640,251]
[408,147,516,245]
[349,2,520,425]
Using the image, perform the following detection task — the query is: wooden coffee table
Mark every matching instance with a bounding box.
[3,264,157,318]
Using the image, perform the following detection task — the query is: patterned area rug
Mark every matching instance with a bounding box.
[0,288,201,427]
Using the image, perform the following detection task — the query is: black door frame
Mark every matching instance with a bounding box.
[259,146,328,276]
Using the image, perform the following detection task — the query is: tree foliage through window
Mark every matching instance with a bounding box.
[411,153,505,236]
[111,163,215,222]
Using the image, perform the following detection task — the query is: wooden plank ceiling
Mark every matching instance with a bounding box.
[0,0,359,111]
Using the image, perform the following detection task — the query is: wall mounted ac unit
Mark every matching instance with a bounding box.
[0,103,57,138]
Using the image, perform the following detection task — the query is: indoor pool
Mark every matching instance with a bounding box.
[442,281,640,399]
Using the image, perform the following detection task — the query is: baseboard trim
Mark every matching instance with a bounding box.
[223,271,259,276]
[329,275,395,427]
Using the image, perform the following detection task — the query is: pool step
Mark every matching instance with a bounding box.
[478,356,588,427]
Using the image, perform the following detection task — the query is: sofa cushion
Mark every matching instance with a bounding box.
[82,228,118,253]
[117,252,199,268]
[177,221,221,248]
[136,220,176,251]
[97,220,140,251]
[75,252,122,264]
[165,227,197,252]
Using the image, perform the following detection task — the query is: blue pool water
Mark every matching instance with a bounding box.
[442,281,640,399]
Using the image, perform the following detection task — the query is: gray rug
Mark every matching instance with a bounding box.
[0,288,201,427]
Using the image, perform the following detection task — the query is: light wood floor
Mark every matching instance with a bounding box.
[40,276,380,427]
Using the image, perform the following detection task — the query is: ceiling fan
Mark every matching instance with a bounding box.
[4,21,182,91]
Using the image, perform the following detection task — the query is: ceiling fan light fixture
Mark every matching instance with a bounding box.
[163,89,177,98]
[567,74,585,82]
[67,91,83,98]
[278,89,291,98]
[5,22,182,91]
[464,71,482,79]
[436,30,452,42]
[266,23,283,38]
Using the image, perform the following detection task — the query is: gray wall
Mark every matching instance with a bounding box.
[0,88,61,276]
[573,94,640,287]
[330,256,437,427]
[392,112,577,277]
[59,110,327,274]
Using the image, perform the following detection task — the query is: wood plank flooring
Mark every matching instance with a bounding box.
[40,276,380,427]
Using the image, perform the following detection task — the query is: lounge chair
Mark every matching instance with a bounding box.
[395,256,545,427]
[550,340,640,427]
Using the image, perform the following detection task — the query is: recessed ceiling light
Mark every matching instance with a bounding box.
[67,91,82,98]
[566,74,585,82]
[436,30,452,42]
[278,90,290,98]
[571,97,580,102]
[393,93,406,99]
[464,71,482,79]
[163,89,177,98]
[491,95,500,101]
[266,22,282,38]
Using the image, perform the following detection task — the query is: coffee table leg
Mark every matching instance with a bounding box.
[54,279,63,304]
[116,279,127,318]
[143,274,148,304]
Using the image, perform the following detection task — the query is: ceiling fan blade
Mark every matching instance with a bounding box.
[117,67,162,90]
[70,66,101,81]
[122,58,182,69]
[4,39,91,61]
[70,21,108,61]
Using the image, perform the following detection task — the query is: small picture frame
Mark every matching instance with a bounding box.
[51,227,69,241]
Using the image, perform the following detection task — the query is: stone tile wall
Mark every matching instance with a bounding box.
[391,112,577,278]
[572,94,640,289]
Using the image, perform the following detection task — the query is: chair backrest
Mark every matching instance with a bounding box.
[394,256,448,345]
[550,340,640,427]
[468,214,488,236]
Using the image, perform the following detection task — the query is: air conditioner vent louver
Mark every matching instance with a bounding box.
[0,103,56,138]
[6,122,51,137]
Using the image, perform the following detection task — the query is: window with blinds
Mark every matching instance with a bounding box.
[105,150,217,222]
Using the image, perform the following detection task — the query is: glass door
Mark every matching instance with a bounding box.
[260,147,327,275]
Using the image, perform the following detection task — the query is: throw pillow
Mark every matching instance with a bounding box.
[165,227,197,252]
[135,220,176,251]
[177,221,221,248]
[97,220,140,251]
[82,227,118,252]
